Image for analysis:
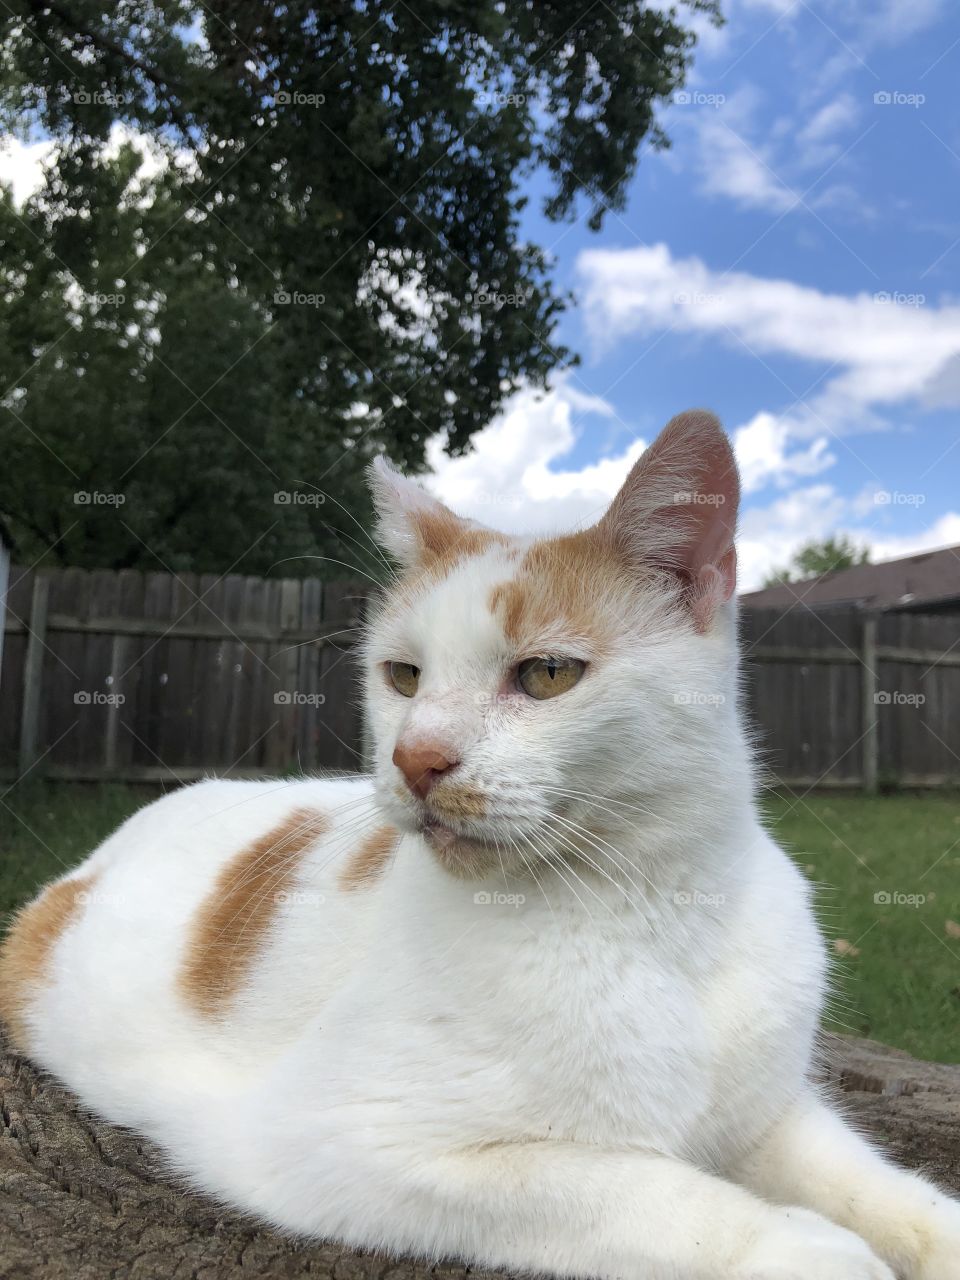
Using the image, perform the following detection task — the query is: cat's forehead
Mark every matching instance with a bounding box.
[383,527,629,658]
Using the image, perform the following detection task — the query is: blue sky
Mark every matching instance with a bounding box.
[427,0,960,587]
[2,0,957,588]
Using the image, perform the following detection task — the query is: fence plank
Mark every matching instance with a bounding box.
[18,574,50,777]
[861,613,879,794]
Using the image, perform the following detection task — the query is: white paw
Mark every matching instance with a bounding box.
[738,1207,895,1280]
[912,1197,960,1280]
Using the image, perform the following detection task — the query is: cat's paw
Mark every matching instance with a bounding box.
[909,1196,960,1280]
[737,1207,895,1280]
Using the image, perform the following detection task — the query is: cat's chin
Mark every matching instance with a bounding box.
[419,819,497,879]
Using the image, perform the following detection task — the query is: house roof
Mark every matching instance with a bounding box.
[739,543,960,611]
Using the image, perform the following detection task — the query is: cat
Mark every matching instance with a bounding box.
[2,410,958,1280]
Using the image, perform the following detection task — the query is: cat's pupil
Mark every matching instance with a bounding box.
[547,662,557,679]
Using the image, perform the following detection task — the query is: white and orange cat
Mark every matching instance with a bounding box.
[2,411,958,1279]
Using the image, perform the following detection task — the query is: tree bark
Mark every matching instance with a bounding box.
[2,1029,959,1279]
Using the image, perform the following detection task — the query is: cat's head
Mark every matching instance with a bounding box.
[363,410,748,879]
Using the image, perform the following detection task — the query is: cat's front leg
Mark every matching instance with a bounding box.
[728,1090,960,1280]
[263,1138,892,1280]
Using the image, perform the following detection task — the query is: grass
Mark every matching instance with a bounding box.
[764,790,960,1064]
[1,784,958,1062]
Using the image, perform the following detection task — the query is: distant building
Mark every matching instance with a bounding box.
[740,544,960,614]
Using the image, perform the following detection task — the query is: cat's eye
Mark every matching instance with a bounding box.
[516,656,586,700]
[387,661,420,697]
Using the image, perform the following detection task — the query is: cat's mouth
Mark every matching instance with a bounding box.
[417,815,498,877]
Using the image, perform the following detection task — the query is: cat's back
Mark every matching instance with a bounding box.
[0,775,394,1112]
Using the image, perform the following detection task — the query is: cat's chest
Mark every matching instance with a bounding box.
[481,924,717,1148]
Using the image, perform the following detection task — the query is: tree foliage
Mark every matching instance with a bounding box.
[763,535,871,588]
[0,0,718,572]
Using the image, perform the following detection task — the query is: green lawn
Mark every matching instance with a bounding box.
[765,790,960,1064]
[2,784,958,1062]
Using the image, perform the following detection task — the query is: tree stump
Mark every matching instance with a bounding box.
[2,1029,959,1279]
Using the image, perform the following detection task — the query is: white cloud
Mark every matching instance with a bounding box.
[733,412,835,492]
[794,93,860,169]
[425,382,647,535]
[686,91,797,214]
[578,242,960,436]
[0,136,55,204]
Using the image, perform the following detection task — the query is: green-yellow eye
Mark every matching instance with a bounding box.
[387,661,420,697]
[517,656,586,700]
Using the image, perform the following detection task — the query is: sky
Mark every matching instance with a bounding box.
[425,0,960,588]
[2,0,959,589]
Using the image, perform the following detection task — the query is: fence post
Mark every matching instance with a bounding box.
[861,610,879,794]
[103,632,128,775]
[18,573,50,777]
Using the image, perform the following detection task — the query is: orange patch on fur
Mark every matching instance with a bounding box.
[488,528,627,654]
[0,871,99,1048]
[338,824,399,891]
[179,808,327,1016]
[414,507,508,574]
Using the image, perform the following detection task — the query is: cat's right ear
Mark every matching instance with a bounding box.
[367,455,479,569]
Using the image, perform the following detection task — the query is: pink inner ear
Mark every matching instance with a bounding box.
[689,547,738,633]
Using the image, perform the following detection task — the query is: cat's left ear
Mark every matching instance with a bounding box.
[368,455,490,569]
[597,410,740,631]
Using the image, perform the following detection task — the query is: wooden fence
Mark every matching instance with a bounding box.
[741,605,960,790]
[0,565,368,782]
[1,565,958,789]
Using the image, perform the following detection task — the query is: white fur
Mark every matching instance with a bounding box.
[9,416,960,1279]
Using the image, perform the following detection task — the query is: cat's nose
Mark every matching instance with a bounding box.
[392,741,460,799]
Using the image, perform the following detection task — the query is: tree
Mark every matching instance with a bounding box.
[763,535,871,588]
[0,0,718,573]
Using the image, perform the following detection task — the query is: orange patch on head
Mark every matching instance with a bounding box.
[179,808,327,1016]
[488,528,628,654]
[414,507,508,572]
[0,871,99,1049]
[338,824,399,891]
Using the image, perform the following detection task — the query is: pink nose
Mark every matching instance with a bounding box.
[392,742,459,799]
